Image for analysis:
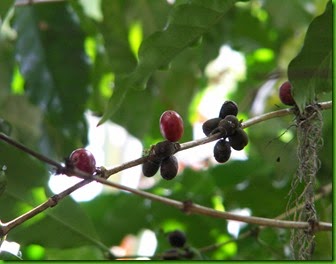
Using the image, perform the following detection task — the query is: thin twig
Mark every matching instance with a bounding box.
[90,176,332,232]
[0,133,63,170]
[0,101,332,237]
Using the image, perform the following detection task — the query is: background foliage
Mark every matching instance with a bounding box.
[0,0,332,260]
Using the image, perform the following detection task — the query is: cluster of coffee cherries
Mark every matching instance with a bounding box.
[202,101,248,163]
[142,110,184,180]
[162,230,199,260]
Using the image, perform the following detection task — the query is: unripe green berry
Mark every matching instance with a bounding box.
[202,117,221,136]
[213,139,231,163]
[219,101,238,119]
[228,128,248,150]
[160,155,178,180]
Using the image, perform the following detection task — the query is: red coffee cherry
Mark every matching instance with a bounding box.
[69,148,96,174]
[159,110,184,142]
[279,81,295,106]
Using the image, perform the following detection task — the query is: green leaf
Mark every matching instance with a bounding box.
[288,1,332,112]
[0,168,6,197]
[44,245,104,260]
[9,196,105,250]
[13,2,90,156]
[0,0,12,20]
[99,0,236,125]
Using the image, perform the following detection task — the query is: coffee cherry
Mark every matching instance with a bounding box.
[279,81,295,106]
[154,140,179,159]
[213,139,231,163]
[228,128,248,150]
[219,101,238,119]
[218,115,240,136]
[168,230,187,248]
[202,117,221,136]
[160,110,184,142]
[142,158,161,177]
[160,155,178,180]
[69,148,96,174]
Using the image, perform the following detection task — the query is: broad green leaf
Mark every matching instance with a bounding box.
[288,1,332,112]
[9,196,105,250]
[81,192,150,246]
[108,49,199,141]
[98,0,236,125]
[0,0,12,20]
[45,245,104,260]
[13,2,90,157]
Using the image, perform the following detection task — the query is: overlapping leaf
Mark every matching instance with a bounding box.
[13,2,90,156]
[99,0,236,125]
[288,1,332,112]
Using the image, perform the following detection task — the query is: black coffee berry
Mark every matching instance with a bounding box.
[168,230,187,248]
[218,115,240,137]
[142,158,161,177]
[202,117,222,136]
[160,155,178,180]
[213,139,231,163]
[219,101,238,119]
[154,140,178,159]
[228,128,248,150]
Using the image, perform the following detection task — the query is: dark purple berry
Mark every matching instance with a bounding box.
[154,140,179,159]
[142,158,161,177]
[279,81,295,106]
[202,117,221,136]
[160,155,178,180]
[168,230,187,248]
[219,101,238,119]
[213,139,231,163]
[228,128,248,150]
[218,115,240,136]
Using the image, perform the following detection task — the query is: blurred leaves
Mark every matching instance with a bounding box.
[288,1,332,112]
[13,2,90,157]
[98,0,236,125]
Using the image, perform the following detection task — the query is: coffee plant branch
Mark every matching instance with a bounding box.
[0,101,332,237]
[100,182,333,260]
